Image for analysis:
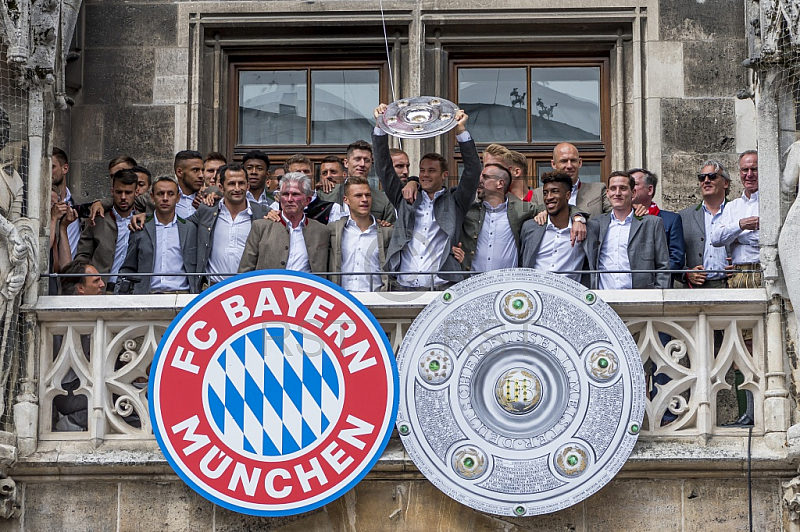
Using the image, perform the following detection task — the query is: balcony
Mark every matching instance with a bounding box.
[27,287,792,477]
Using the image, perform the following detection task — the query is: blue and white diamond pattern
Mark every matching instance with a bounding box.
[204,325,343,458]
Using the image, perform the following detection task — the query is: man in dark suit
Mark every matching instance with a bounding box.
[328,177,392,291]
[75,169,138,291]
[520,173,587,282]
[189,164,271,288]
[679,159,731,288]
[374,104,480,289]
[117,176,198,294]
[530,142,611,217]
[585,171,670,289]
[238,172,330,273]
[629,168,686,282]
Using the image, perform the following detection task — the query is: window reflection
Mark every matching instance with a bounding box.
[239,71,307,145]
[531,67,600,142]
[311,70,379,145]
[457,68,527,143]
[538,160,603,183]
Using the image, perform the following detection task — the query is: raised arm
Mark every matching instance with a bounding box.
[373,104,405,208]
[451,110,481,214]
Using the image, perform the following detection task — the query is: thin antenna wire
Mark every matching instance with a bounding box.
[378,0,397,103]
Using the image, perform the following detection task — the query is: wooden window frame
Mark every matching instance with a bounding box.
[449,55,611,189]
[227,59,390,170]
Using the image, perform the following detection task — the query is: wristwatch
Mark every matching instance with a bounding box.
[572,214,587,224]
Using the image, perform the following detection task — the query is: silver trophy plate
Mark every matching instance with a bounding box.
[377,96,460,139]
[395,269,645,516]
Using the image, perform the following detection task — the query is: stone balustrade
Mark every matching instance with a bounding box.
[33,288,787,469]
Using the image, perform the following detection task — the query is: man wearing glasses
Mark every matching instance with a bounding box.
[679,160,732,288]
[710,151,760,288]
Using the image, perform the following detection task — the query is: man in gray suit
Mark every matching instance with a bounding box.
[117,176,198,294]
[530,142,611,217]
[374,104,481,289]
[238,172,330,273]
[189,164,271,289]
[585,171,669,289]
[679,159,731,288]
[520,173,587,282]
[328,176,392,291]
[318,140,396,223]
[75,169,138,291]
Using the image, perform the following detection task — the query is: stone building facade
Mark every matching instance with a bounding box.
[2,0,800,530]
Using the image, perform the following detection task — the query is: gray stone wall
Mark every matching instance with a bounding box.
[657,0,751,211]
[59,0,182,204]
[0,476,784,531]
[55,0,754,210]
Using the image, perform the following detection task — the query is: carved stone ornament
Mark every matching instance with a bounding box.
[784,475,800,521]
[395,269,645,516]
[760,0,800,57]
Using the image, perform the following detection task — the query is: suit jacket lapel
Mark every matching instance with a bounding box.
[692,204,705,237]
[628,215,643,245]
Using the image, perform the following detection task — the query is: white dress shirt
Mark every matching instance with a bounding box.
[710,190,759,264]
[373,126,471,288]
[206,202,252,283]
[398,188,449,288]
[110,208,134,283]
[64,187,81,259]
[535,217,584,281]
[341,216,382,291]
[472,200,518,271]
[568,180,581,207]
[598,210,634,290]
[283,213,311,273]
[151,214,190,292]
[328,202,350,224]
[176,190,197,219]
[702,200,729,279]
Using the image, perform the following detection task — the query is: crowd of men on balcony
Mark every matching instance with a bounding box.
[49,105,761,297]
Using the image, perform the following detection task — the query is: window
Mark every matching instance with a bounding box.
[452,58,610,187]
[230,61,388,172]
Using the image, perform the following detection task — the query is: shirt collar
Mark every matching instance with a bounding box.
[155,213,178,227]
[112,207,134,221]
[702,198,726,214]
[611,209,634,225]
[482,199,508,214]
[220,200,252,217]
[546,215,572,231]
[572,179,582,192]
[345,215,377,231]
[422,188,446,203]
[281,212,307,229]
[742,190,759,203]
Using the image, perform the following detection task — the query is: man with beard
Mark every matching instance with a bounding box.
[189,164,271,289]
[75,169,139,292]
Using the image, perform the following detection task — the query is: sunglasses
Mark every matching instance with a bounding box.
[697,172,719,182]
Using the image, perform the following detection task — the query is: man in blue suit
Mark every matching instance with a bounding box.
[630,168,685,284]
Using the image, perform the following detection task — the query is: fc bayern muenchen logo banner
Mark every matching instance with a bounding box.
[150,271,398,516]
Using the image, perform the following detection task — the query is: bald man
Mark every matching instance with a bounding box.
[530,142,610,217]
